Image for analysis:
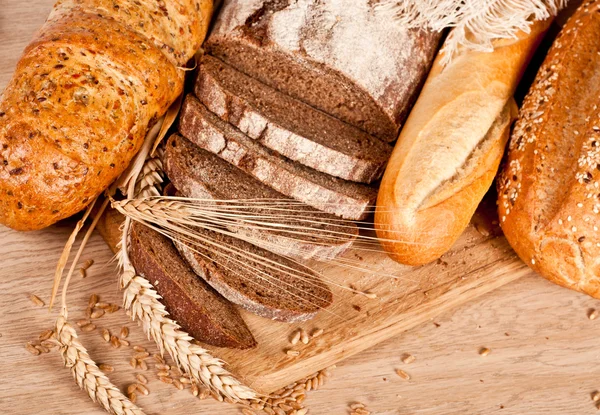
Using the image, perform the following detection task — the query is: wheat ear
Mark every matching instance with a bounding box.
[56,308,145,415]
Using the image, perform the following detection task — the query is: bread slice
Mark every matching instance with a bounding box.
[195,55,391,183]
[172,225,333,323]
[178,94,377,220]
[164,133,357,260]
[204,1,440,141]
[129,222,257,349]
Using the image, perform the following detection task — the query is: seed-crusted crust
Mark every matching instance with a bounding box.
[195,55,391,183]
[164,133,357,260]
[205,0,440,141]
[498,0,600,298]
[0,1,212,231]
[129,222,257,349]
[178,94,378,220]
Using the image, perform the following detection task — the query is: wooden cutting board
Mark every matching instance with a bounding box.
[97,196,530,394]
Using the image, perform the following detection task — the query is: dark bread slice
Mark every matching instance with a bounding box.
[164,133,358,260]
[205,1,440,141]
[195,55,391,183]
[129,222,256,349]
[173,226,333,322]
[178,94,377,220]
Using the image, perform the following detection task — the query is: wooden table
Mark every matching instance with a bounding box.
[2,2,600,414]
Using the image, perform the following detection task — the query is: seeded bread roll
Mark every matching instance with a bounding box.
[129,222,256,349]
[498,0,600,298]
[178,94,378,220]
[205,0,440,141]
[0,0,212,231]
[375,20,550,266]
[164,134,357,260]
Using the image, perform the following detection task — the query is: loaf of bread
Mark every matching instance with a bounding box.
[178,94,378,220]
[164,134,357,260]
[498,0,600,298]
[375,20,551,266]
[196,56,392,183]
[0,0,212,231]
[205,0,441,142]
[129,222,256,349]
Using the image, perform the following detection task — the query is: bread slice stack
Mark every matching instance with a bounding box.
[138,1,440,347]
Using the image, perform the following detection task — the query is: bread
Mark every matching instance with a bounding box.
[375,20,551,266]
[196,55,391,183]
[129,222,256,349]
[178,94,378,220]
[205,0,440,141]
[498,0,600,298]
[173,224,333,323]
[164,133,357,260]
[0,0,212,231]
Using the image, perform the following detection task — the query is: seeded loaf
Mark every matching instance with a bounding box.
[195,55,391,183]
[498,0,600,299]
[205,0,440,142]
[173,225,333,322]
[178,94,377,220]
[129,222,256,349]
[165,133,357,260]
[0,0,212,231]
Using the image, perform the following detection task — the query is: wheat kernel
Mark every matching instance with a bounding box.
[395,369,410,380]
[120,339,130,346]
[139,359,148,371]
[128,392,137,404]
[290,329,301,345]
[297,409,309,415]
[155,363,170,370]
[136,384,149,396]
[106,304,120,313]
[85,307,93,318]
[300,330,309,345]
[76,319,90,327]
[110,335,120,348]
[119,326,129,339]
[173,379,184,390]
[29,294,45,307]
[263,408,275,415]
[273,408,286,415]
[88,294,99,307]
[79,268,87,278]
[242,409,256,415]
[129,357,137,369]
[41,340,56,349]
[589,309,598,320]
[136,374,148,385]
[90,308,105,319]
[363,292,377,299]
[156,370,170,377]
[310,328,324,338]
[286,349,300,357]
[350,403,365,410]
[190,383,199,397]
[26,343,41,355]
[81,323,96,332]
[82,259,94,270]
[199,387,211,400]
[179,377,191,384]
[35,344,50,353]
[592,391,600,402]
[134,352,150,359]
[99,364,114,373]
[402,353,416,364]
[101,328,110,342]
[159,376,173,384]
[95,302,110,309]
[126,384,138,394]
[153,353,164,363]
[38,329,54,341]
[479,347,491,357]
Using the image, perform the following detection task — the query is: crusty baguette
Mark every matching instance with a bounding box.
[375,20,551,266]
[0,0,212,231]
[498,0,600,298]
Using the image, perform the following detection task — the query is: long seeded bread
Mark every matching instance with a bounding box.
[165,133,357,260]
[195,55,391,183]
[205,0,440,142]
[129,222,257,349]
[173,225,333,322]
[178,94,377,220]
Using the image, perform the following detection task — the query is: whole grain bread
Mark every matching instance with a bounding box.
[178,94,377,220]
[173,225,333,322]
[165,133,357,260]
[205,0,440,141]
[129,222,257,349]
[195,55,391,183]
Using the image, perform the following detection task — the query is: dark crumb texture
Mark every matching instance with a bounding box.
[129,222,257,349]
[164,133,358,260]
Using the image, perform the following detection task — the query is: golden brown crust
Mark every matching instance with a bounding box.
[0,2,212,231]
[498,0,600,298]
[375,20,549,266]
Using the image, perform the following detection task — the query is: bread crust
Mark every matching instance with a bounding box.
[498,0,600,298]
[0,1,212,231]
[375,20,550,266]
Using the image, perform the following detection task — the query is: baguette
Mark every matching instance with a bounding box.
[0,0,212,231]
[498,0,600,298]
[375,20,551,266]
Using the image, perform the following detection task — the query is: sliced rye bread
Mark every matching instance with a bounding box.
[172,225,333,322]
[178,94,377,220]
[164,133,358,260]
[129,222,257,349]
[195,55,391,183]
[205,0,441,142]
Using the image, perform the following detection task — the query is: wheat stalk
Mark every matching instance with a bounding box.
[55,309,145,415]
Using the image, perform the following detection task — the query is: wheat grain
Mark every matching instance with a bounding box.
[99,364,114,373]
[111,336,121,349]
[82,259,95,270]
[286,349,300,357]
[81,324,97,332]
[41,339,58,349]
[77,319,90,327]
[96,302,111,309]
[401,354,416,364]
[136,384,149,396]
[479,347,491,357]
[128,392,137,404]
[91,309,106,319]
[120,339,130,347]
[127,384,138,395]
[106,304,121,313]
[39,329,54,341]
[55,312,144,415]
[290,330,301,345]
[29,294,45,307]
[133,346,146,353]
[159,376,173,384]
[89,294,99,308]
[101,329,111,342]
[310,329,323,338]
[592,391,600,402]
[36,344,51,354]
[80,269,87,278]
[136,374,148,385]
[134,352,150,360]
[395,369,410,380]
[300,330,309,345]
[26,342,41,356]
[129,358,137,369]
[589,309,598,320]
[121,327,130,339]
[139,360,148,371]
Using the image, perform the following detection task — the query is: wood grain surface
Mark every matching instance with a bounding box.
[2,2,600,415]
